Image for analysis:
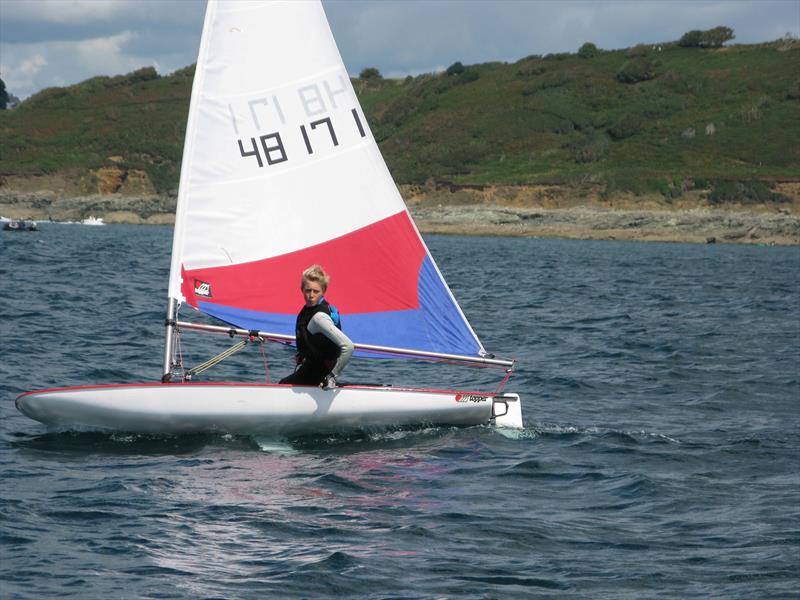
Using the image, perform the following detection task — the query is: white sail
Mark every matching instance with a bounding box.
[167,0,484,358]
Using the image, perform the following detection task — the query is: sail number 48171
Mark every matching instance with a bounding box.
[237,109,365,168]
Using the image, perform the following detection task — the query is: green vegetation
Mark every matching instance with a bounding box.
[679,26,735,48]
[707,179,791,205]
[0,66,194,193]
[0,77,8,110]
[578,42,600,59]
[359,67,382,80]
[615,57,660,83]
[446,61,466,75]
[1,36,798,202]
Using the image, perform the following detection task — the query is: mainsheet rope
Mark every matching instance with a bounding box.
[184,339,249,379]
[178,331,272,383]
[258,338,271,383]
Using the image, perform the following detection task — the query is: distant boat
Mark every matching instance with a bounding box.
[81,216,105,226]
[3,219,38,232]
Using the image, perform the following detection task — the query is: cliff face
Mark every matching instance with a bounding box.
[94,167,156,196]
[0,171,173,224]
[0,166,158,197]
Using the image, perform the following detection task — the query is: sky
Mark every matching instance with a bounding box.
[1,0,798,100]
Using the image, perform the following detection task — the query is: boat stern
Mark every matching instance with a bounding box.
[492,393,523,429]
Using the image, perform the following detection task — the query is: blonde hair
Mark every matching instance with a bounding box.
[301,264,329,292]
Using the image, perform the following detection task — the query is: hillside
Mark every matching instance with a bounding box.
[363,41,800,197]
[1,39,799,234]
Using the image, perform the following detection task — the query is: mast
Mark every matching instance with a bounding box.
[161,298,177,382]
[161,0,217,381]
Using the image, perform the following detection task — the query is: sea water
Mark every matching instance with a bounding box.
[1,224,798,598]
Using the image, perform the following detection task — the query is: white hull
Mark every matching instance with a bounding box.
[16,383,522,435]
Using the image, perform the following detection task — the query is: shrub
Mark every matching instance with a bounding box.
[359,67,382,80]
[607,115,645,139]
[679,30,704,47]
[626,44,649,58]
[126,67,159,83]
[578,42,599,58]
[567,136,609,163]
[435,68,480,94]
[616,58,659,83]
[459,69,480,84]
[0,77,8,110]
[659,178,685,200]
[703,26,735,47]
[517,62,546,77]
[520,72,570,96]
[171,64,196,78]
[446,61,465,76]
[543,52,571,61]
[707,180,790,204]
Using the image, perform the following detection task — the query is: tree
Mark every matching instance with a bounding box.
[446,61,465,76]
[679,26,734,48]
[703,26,734,47]
[359,67,382,80]
[0,77,8,110]
[578,42,599,58]
[678,30,704,47]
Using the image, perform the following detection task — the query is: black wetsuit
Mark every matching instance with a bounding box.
[280,300,352,385]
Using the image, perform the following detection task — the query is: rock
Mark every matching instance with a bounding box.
[94,167,125,194]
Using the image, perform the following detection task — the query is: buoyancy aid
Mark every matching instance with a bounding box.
[295,299,342,363]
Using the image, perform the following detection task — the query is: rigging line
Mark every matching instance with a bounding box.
[258,338,271,384]
[495,367,514,394]
[174,328,186,380]
[185,339,249,379]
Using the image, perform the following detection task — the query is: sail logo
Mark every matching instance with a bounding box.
[194,280,212,298]
[455,393,488,403]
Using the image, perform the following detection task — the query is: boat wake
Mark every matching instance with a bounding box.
[532,423,682,444]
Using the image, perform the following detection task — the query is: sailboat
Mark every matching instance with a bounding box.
[16,0,522,435]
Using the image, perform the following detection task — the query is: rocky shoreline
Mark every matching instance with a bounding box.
[1,190,798,245]
[411,205,800,245]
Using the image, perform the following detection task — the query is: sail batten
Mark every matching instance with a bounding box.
[167,0,485,358]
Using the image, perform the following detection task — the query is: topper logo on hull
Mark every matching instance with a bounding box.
[455,393,488,403]
[194,280,212,298]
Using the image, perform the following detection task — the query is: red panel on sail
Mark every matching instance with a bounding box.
[181,211,425,315]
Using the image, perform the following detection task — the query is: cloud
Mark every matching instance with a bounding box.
[0,32,155,98]
[75,31,137,73]
[1,0,797,99]
[0,0,194,25]
[0,0,205,98]
[18,55,47,76]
